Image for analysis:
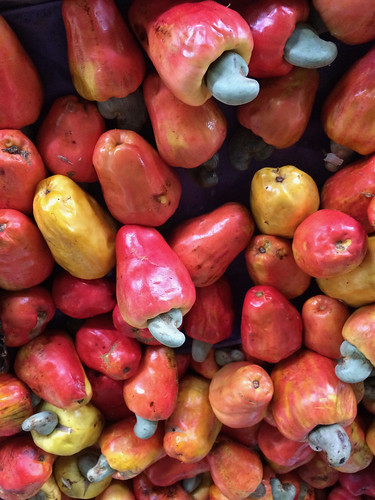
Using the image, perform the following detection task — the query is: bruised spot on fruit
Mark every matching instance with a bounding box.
[335,239,351,252]
[276,248,287,259]
[255,291,264,297]
[38,454,45,462]
[0,168,4,175]
[123,366,130,373]
[155,24,171,40]
[2,145,31,164]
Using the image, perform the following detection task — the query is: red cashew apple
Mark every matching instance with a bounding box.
[128,0,257,106]
[87,415,166,482]
[236,67,319,150]
[244,234,311,300]
[0,129,46,214]
[238,0,337,78]
[0,208,55,291]
[0,286,56,347]
[0,16,44,129]
[92,129,182,227]
[183,276,235,362]
[0,373,33,437]
[312,0,375,45]
[51,270,116,319]
[292,209,368,279]
[123,345,179,439]
[0,434,54,500]
[168,202,255,287]
[322,45,375,156]
[320,152,375,234]
[271,349,358,468]
[257,420,315,472]
[208,360,274,428]
[207,436,264,500]
[164,374,222,463]
[14,329,92,410]
[36,94,106,182]
[143,71,227,169]
[241,285,303,364]
[62,0,145,102]
[85,368,132,422]
[116,224,196,348]
[75,313,142,381]
[301,294,349,359]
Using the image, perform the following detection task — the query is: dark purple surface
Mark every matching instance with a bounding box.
[0,1,373,350]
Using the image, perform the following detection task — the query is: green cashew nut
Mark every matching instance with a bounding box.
[308,423,351,467]
[28,493,46,500]
[182,475,202,493]
[133,414,158,440]
[191,339,213,363]
[335,340,374,383]
[22,410,58,435]
[249,482,267,498]
[215,347,245,366]
[206,51,260,106]
[86,453,116,483]
[270,478,297,500]
[77,452,100,478]
[97,88,148,132]
[228,126,274,171]
[147,308,185,348]
[284,23,338,68]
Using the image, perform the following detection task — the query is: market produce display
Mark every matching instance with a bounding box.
[1,0,375,498]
